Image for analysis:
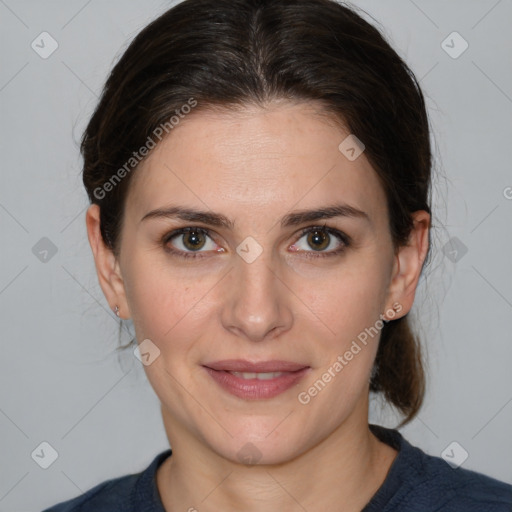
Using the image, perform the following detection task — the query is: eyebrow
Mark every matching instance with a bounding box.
[140,203,370,228]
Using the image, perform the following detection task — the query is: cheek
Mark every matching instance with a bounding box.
[294,264,388,423]
[124,264,216,407]
[123,255,218,346]
[295,257,390,344]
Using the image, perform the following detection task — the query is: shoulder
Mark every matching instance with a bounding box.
[41,474,137,512]
[369,425,512,512]
[41,450,172,512]
[410,451,512,511]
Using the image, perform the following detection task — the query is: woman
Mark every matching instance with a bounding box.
[43,0,512,510]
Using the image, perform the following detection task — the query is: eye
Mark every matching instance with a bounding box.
[290,226,350,257]
[163,227,219,258]
[162,225,350,260]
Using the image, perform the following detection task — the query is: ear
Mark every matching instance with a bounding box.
[385,210,430,319]
[85,204,131,319]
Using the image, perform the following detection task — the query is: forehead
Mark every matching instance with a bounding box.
[125,102,388,226]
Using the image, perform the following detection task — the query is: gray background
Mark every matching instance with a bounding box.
[1,0,511,510]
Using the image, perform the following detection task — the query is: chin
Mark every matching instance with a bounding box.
[221,438,302,467]
[204,416,312,467]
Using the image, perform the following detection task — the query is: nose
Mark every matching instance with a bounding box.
[220,249,294,343]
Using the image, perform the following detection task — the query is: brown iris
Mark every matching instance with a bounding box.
[307,229,330,251]
[182,230,207,251]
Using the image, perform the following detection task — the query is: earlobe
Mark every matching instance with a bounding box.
[85,204,130,319]
[385,210,430,319]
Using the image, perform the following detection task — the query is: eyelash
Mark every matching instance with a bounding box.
[161,225,351,260]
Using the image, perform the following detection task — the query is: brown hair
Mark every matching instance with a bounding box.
[81,0,432,424]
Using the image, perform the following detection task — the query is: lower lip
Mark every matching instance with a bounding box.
[203,367,310,400]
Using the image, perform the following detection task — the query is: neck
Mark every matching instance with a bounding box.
[156,403,397,512]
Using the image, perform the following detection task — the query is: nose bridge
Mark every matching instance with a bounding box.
[221,246,292,342]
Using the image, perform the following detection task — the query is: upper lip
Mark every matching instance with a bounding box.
[204,359,309,372]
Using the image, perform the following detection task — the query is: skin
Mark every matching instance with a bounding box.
[86,100,430,511]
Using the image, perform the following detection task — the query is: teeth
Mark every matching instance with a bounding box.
[229,371,286,380]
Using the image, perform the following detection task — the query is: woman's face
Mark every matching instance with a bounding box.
[92,101,422,464]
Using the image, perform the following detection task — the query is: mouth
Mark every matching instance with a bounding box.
[202,359,310,400]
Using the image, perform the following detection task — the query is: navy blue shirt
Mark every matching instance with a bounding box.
[42,425,512,511]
